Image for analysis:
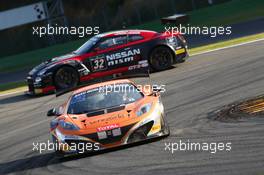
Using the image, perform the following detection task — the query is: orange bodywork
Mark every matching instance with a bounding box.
[50,79,169,154]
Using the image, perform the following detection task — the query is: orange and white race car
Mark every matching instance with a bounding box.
[47,79,169,155]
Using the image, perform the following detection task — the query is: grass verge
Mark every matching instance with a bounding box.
[1,32,263,95]
[0,81,27,95]
[130,0,264,31]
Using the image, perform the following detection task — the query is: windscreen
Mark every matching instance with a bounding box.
[74,36,100,54]
[67,83,143,114]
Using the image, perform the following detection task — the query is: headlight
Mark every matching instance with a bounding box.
[166,36,177,44]
[136,103,152,116]
[34,77,42,83]
[58,120,79,130]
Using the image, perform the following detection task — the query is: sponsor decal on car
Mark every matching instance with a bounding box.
[97,124,120,132]
[89,114,126,124]
[90,55,108,71]
[175,48,185,55]
[97,124,122,139]
[128,60,149,70]
[106,49,141,66]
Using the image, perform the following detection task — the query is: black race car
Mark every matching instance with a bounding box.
[26,29,188,95]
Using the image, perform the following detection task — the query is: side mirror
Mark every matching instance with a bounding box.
[47,108,60,117]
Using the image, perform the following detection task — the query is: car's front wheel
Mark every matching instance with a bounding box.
[149,46,174,71]
[54,66,79,91]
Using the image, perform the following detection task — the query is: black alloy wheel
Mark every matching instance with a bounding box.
[54,66,79,90]
[149,46,174,71]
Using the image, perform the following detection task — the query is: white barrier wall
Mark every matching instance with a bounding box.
[0,2,47,30]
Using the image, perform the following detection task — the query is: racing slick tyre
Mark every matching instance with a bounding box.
[54,66,79,91]
[161,116,170,136]
[149,46,174,71]
[51,136,65,158]
[177,56,186,63]
[176,52,188,63]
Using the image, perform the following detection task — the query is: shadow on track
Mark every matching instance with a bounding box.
[0,66,177,105]
[0,137,165,175]
[0,94,32,105]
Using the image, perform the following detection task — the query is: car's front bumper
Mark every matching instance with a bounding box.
[26,76,55,95]
[174,46,189,63]
[51,123,169,156]
[50,105,169,155]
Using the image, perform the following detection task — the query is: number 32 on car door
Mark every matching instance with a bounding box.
[91,56,107,71]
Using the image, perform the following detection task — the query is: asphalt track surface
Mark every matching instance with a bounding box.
[1,40,264,175]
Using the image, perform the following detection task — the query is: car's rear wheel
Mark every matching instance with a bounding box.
[54,66,79,91]
[149,46,174,71]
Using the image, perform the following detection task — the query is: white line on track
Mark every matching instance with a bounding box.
[0,90,26,97]
[190,38,264,56]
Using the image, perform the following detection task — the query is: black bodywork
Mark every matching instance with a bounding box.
[26,30,188,95]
